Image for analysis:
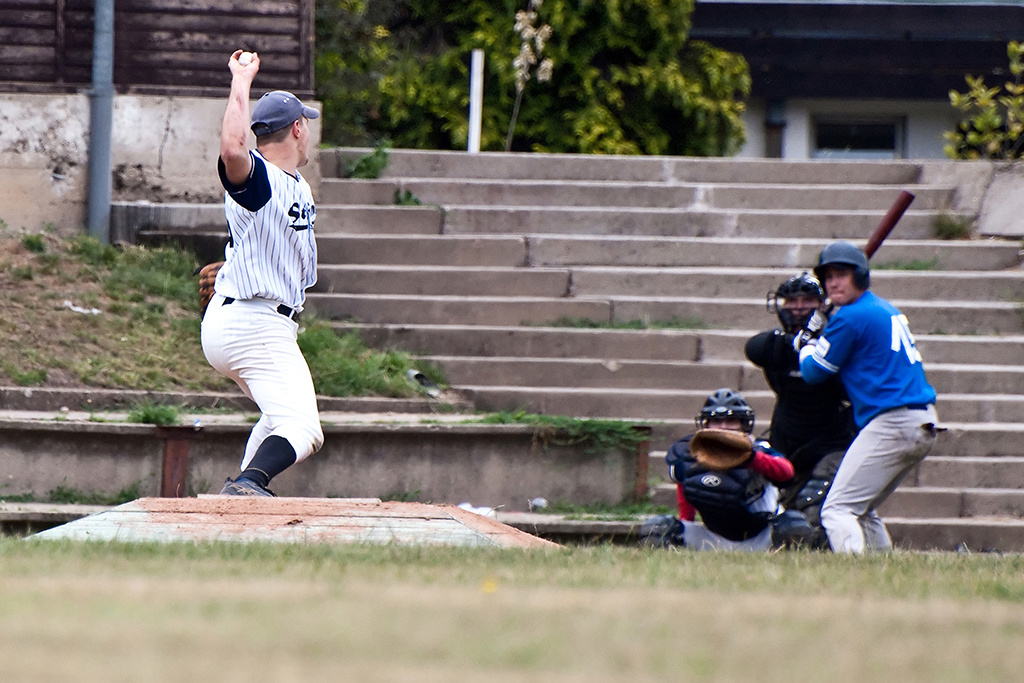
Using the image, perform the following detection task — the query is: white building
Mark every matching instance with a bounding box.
[691,0,1024,159]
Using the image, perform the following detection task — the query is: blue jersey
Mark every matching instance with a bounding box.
[800,290,935,427]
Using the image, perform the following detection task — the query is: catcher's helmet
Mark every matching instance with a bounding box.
[766,271,824,333]
[814,240,870,290]
[695,388,755,433]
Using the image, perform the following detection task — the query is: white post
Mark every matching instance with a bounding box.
[468,49,484,153]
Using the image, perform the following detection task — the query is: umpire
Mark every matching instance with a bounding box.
[797,241,939,553]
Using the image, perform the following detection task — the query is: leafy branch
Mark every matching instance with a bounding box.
[944,41,1024,160]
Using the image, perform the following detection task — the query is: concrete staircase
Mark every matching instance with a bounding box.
[302,148,1024,552]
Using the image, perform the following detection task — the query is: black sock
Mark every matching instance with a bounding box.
[239,436,297,488]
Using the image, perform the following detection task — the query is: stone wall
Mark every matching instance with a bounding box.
[0,92,321,236]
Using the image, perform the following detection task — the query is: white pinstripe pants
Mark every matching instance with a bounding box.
[201,293,324,469]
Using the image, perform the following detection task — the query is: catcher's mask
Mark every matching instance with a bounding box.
[766,271,824,333]
[695,388,755,433]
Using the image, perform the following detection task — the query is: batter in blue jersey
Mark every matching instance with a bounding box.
[797,241,939,554]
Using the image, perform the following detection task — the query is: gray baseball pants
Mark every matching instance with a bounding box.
[820,405,938,554]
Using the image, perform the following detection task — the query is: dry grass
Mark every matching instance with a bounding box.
[3,539,1024,682]
[0,228,231,392]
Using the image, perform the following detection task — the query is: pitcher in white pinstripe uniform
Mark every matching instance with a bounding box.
[202,50,324,496]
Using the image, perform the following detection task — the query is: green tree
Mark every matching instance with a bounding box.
[315,0,750,155]
[944,41,1024,160]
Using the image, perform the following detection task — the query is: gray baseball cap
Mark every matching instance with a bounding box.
[250,90,320,136]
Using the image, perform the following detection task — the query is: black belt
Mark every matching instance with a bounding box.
[880,403,932,416]
[222,297,296,320]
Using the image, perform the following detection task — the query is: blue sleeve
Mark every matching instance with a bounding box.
[799,350,833,384]
[217,152,272,212]
[799,308,858,383]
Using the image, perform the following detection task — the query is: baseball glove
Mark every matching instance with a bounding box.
[198,261,224,318]
[689,428,755,470]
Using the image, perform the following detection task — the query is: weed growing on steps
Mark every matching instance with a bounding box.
[873,257,941,270]
[473,409,649,454]
[393,188,422,205]
[0,481,143,505]
[298,319,448,398]
[933,213,974,239]
[127,402,181,426]
[347,140,391,178]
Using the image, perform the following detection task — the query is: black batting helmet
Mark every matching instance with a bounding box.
[814,241,870,290]
[695,388,756,433]
[766,271,825,333]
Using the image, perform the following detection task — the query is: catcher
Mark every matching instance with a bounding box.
[639,388,801,551]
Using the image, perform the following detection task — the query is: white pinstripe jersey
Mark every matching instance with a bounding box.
[215,150,317,310]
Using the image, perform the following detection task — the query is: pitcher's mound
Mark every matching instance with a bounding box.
[31,496,558,549]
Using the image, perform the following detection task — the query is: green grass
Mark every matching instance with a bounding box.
[394,188,423,205]
[0,231,448,400]
[0,482,142,505]
[346,140,391,178]
[874,257,941,270]
[472,410,650,453]
[934,213,974,240]
[126,402,181,425]
[1,540,1024,681]
[298,320,448,397]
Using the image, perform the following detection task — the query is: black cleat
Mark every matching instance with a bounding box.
[218,477,277,497]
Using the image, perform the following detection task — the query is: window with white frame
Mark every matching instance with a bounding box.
[812,118,906,159]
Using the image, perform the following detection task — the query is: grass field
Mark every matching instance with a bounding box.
[4,538,1024,682]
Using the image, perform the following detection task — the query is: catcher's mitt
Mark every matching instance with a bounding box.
[689,428,755,471]
[198,261,224,318]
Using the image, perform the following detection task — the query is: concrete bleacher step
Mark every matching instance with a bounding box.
[636,482,1024,520]
[326,148,928,185]
[313,265,572,297]
[314,205,444,234]
[316,234,1022,271]
[645,424,1024,460]
[886,517,1024,552]
[455,384,1024,423]
[419,356,751,390]
[527,235,1023,270]
[913,456,1024,488]
[306,293,612,326]
[317,235,528,267]
[320,263,1024,302]
[321,177,956,211]
[419,355,1024,397]
[568,267,1024,302]
[341,323,1024,368]
[601,296,1022,335]
[479,354,1024,395]
[313,293,1022,334]
[437,205,957,239]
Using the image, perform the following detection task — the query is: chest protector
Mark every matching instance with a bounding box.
[675,451,774,541]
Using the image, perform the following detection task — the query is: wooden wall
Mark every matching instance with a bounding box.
[0,0,314,97]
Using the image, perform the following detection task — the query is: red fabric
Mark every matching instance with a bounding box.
[676,484,697,521]
[747,450,795,483]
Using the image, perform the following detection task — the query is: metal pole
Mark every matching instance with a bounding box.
[468,49,484,153]
[87,0,115,243]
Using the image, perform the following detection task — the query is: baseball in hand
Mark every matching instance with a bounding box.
[238,52,253,66]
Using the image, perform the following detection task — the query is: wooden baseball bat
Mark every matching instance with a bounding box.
[863,189,915,258]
